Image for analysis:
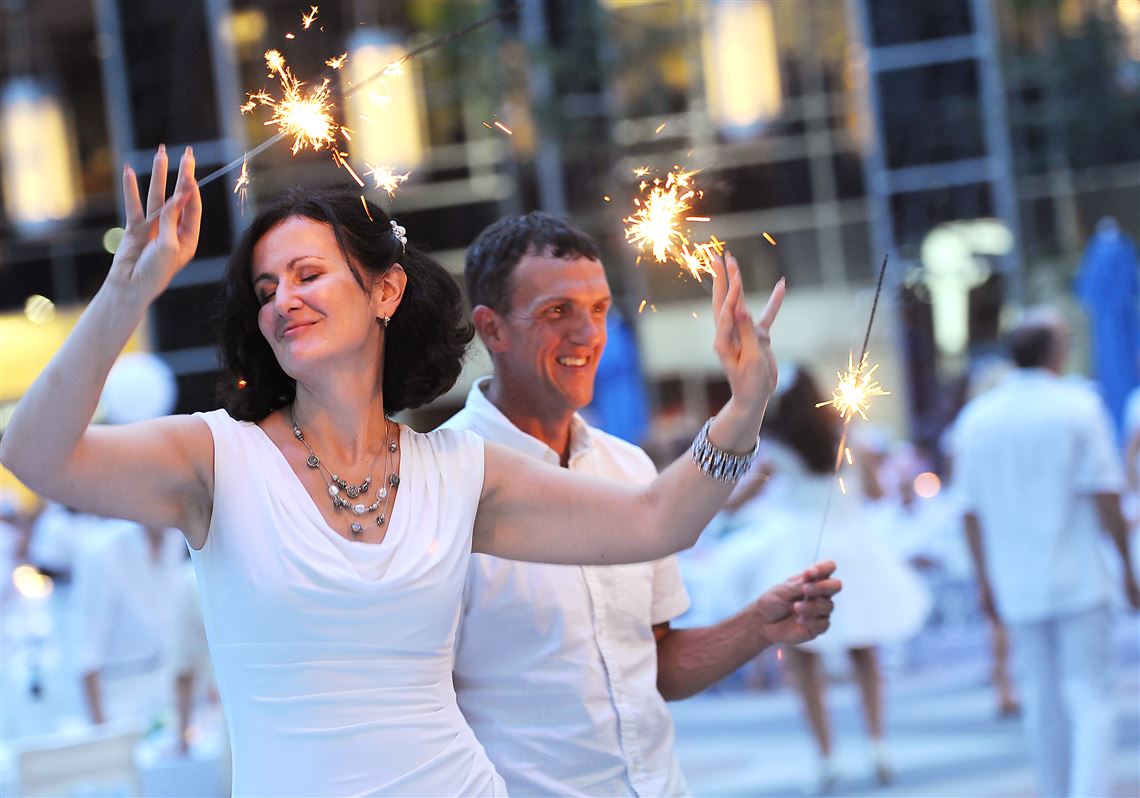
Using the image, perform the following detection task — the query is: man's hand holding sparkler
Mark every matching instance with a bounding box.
[752,560,843,646]
[706,251,785,453]
[110,145,202,304]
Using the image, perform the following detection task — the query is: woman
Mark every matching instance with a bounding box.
[1,147,833,796]
[743,366,929,792]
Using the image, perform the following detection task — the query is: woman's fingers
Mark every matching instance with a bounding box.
[714,257,743,357]
[122,164,143,227]
[710,252,728,318]
[726,252,757,349]
[756,276,786,333]
[176,148,202,251]
[145,144,168,220]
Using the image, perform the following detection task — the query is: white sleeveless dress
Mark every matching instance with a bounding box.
[191,409,505,797]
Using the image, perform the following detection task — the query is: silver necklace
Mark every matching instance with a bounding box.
[289,407,400,536]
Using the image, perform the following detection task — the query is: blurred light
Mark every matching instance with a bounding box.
[702,1,782,138]
[12,565,53,599]
[913,472,942,499]
[1,77,82,233]
[23,295,55,325]
[920,219,1012,358]
[227,8,268,47]
[102,226,124,254]
[1119,0,1140,61]
[342,30,425,174]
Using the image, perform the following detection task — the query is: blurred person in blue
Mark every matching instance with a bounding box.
[1075,216,1140,440]
[446,212,841,797]
[740,365,931,793]
[71,522,187,727]
[2,146,803,796]
[955,308,1139,798]
[582,309,651,445]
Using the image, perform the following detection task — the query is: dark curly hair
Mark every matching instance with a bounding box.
[464,211,600,313]
[763,366,840,474]
[216,187,473,420]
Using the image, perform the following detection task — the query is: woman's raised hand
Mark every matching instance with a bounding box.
[709,251,785,420]
[110,145,201,302]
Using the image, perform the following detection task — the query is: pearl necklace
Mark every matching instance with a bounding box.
[289,407,400,536]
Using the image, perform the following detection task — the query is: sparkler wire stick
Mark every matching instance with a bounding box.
[141,3,519,220]
[811,253,890,562]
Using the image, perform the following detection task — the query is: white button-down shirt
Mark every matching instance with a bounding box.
[954,369,1124,624]
[444,378,691,797]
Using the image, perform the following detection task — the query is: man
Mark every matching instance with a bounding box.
[955,309,1140,798]
[71,521,188,726]
[445,212,840,796]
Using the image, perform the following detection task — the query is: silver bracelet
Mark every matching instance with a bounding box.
[690,417,760,482]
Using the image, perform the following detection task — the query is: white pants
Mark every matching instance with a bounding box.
[1009,605,1116,798]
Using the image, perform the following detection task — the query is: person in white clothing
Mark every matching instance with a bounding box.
[71,522,188,726]
[1,147,797,796]
[447,212,841,797]
[955,309,1140,798]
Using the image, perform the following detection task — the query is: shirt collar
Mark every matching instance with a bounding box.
[463,376,595,465]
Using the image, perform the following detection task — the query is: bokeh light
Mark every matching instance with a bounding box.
[913,471,942,499]
[23,294,55,325]
[102,226,124,254]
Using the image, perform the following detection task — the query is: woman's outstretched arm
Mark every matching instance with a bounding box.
[1,147,214,548]
[473,252,784,565]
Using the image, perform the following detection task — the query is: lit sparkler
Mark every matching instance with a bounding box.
[812,254,891,561]
[816,351,890,423]
[157,3,515,218]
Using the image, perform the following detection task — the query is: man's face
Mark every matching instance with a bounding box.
[494,249,612,417]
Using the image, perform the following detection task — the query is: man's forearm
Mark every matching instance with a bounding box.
[656,604,770,701]
[82,671,105,725]
[964,513,989,586]
[1094,492,1135,572]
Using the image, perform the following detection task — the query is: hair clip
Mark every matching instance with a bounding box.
[390,219,407,251]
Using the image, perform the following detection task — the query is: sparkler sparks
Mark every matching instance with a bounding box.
[364,164,410,197]
[325,53,348,70]
[301,5,319,29]
[816,351,890,423]
[623,166,728,283]
[246,49,339,155]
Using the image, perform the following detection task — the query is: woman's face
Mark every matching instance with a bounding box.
[251,216,381,377]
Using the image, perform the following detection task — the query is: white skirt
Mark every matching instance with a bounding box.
[713,500,932,654]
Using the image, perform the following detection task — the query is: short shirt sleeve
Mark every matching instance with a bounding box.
[650,554,691,626]
[1073,395,1125,493]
